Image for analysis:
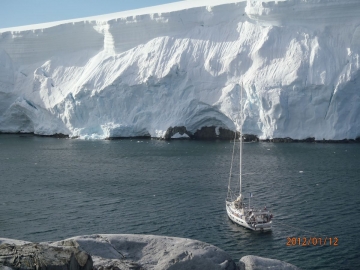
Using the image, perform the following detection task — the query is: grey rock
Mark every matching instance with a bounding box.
[193,126,218,139]
[54,235,143,270]
[193,126,236,140]
[239,255,301,270]
[164,126,192,140]
[0,238,31,246]
[0,266,15,270]
[1,235,301,270]
[0,242,93,270]
[242,134,259,142]
[163,126,260,141]
[65,234,237,270]
[271,137,294,143]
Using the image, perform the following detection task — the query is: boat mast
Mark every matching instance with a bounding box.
[239,83,243,197]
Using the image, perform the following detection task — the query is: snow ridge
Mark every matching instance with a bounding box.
[0,0,360,140]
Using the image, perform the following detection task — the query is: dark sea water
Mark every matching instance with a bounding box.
[1,134,360,269]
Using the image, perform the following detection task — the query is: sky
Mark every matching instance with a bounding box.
[0,0,183,29]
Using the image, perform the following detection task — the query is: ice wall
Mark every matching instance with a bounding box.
[0,0,359,140]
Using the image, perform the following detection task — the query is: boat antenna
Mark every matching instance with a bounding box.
[239,82,243,197]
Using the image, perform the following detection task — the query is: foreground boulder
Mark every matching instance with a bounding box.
[0,235,301,269]
[64,234,237,270]
[1,234,237,270]
[239,255,300,270]
[0,239,92,270]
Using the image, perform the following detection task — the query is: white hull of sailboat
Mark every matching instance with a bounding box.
[226,204,253,230]
[226,202,272,232]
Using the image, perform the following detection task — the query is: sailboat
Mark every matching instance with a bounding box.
[225,84,273,231]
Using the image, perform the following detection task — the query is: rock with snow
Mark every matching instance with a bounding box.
[1,0,360,140]
[239,255,301,270]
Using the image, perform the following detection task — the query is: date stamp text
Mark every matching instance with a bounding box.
[286,237,338,246]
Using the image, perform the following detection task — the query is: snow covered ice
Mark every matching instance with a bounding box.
[0,0,360,140]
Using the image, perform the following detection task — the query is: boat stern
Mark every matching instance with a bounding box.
[254,222,272,231]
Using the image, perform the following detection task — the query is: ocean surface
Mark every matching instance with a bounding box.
[1,134,359,269]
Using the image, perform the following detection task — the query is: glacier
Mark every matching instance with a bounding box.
[0,0,360,140]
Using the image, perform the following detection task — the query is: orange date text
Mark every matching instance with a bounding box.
[286,237,338,246]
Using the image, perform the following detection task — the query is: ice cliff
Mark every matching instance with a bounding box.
[1,0,360,140]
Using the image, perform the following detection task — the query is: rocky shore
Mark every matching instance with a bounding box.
[2,126,360,142]
[0,234,300,270]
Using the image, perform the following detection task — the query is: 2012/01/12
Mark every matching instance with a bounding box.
[286,237,338,246]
